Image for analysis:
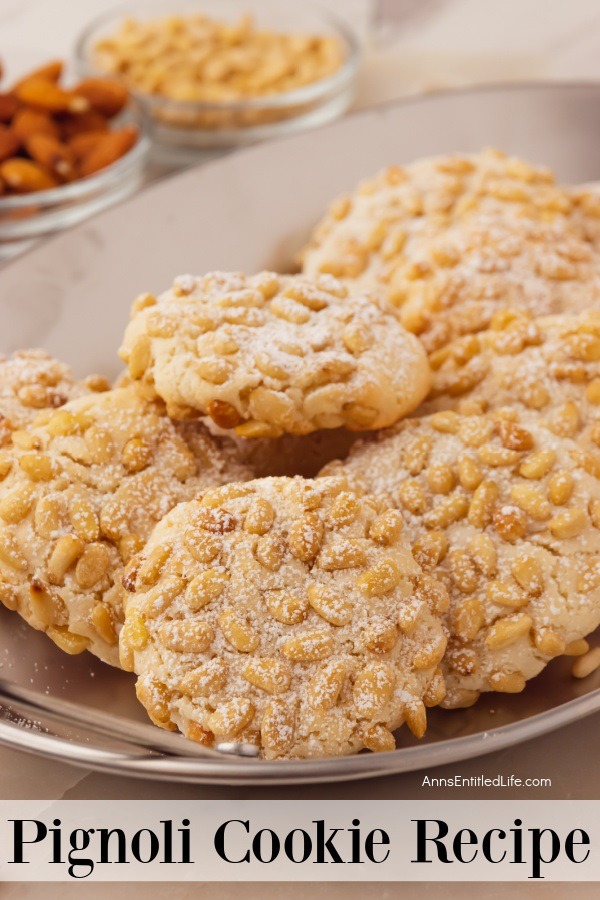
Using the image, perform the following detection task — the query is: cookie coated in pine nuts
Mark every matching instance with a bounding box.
[119,271,431,436]
[120,476,449,759]
[0,387,251,666]
[0,350,104,448]
[322,413,600,708]
[425,309,600,454]
[302,149,600,352]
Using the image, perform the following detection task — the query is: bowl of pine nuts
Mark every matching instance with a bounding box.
[75,0,360,158]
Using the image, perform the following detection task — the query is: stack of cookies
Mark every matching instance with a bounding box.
[2,148,600,760]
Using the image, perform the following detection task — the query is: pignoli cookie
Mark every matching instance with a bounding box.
[322,413,600,708]
[425,309,600,458]
[119,271,431,436]
[302,149,600,352]
[0,387,251,666]
[0,350,107,447]
[120,475,449,758]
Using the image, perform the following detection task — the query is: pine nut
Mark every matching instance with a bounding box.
[282,631,334,662]
[453,597,484,642]
[75,542,110,589]
[307,662,346,710]
[486,613,533,648]
[187,569,229,611]
[488,670,526,693]
[353,663,395,719]
[318,539,367,571]
[218,609,259,653]
[572,647,600,678]
[468,533,497,576]
[47,535,84,584]
[565,638,590,656]
[179,659,228,696]
[264,591,308,625]
[138,544,172,585]
[0,483,35,523]
[519,449,555,479]
[362,723,396,753]
[308,584,353,626]
[28,580,65,627]
[91,601,117,644]
[208,699,255,738]
[243,498,275,535]
[548,472,574,506]
[244,658,291,694]
[159,620,214,653]
[261,699,297,754]
[510,483,551,520]
[19,452,54,482]
[369,509,403,545]
[468,480,499,527]
[404,699,427,738]
[47,626,90,655]
[288,512,324,562]
[548,507,587,539]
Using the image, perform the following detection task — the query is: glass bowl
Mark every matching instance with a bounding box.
[0,95,151,261]
[75,0,360,161]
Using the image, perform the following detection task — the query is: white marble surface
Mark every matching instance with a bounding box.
[1,5,600,897]
[4,0,600,99]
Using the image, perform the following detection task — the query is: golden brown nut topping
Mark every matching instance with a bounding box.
[426,309,600,453]
[119,271,431,436]
[0,387,251,665]
[322,411,600,708]
[302,149,600,352]
[120,475,448,759]
[0,350,103,448]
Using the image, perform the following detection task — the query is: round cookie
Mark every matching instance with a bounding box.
[0,350,107,447]
[119,271,431,436]
[425,310,600,458]
[322,412,600,708]
[120,476,449,759]
[302,149,600,352]
[0,387,252,666]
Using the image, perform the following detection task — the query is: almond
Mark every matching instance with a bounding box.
[25,134,75,181]
[73,78,128,118]
[68,131,105,162]
[15,78,89,114]
[0,158,59,193]
[79,126,138,176]
[11,107,60,142]
[60,110,109,139]
[0,125,20,162]
[0,93,19,123]
[13,60,63,88]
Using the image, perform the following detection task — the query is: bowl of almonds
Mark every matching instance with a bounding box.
[0,57,151,259]
[75,0,359,157]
